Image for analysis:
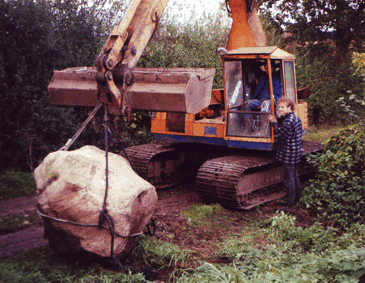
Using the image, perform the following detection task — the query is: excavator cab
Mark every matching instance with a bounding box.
[151,46,307,151]
[222,46,306,144]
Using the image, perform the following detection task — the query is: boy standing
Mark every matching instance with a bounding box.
[268,97,303,211]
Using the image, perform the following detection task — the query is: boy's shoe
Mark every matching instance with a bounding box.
[277,205,293,212]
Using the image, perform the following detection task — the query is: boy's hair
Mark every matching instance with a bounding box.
[277,97,296,111]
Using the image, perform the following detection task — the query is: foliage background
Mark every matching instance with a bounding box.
[0,0,106,172]
[1,0,365,279]
[259,0,365,125]
[0,0,364,175]
[0,0,231,173]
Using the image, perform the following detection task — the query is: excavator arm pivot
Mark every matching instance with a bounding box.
[48,0,268,118]
[95,0,169,116]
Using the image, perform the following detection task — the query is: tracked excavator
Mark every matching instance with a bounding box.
[47,0,320,210]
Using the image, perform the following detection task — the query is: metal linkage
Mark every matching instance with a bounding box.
[59,102,103,151]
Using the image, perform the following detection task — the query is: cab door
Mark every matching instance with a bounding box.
[224,59,271,139]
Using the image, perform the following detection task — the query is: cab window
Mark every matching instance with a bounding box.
[283,60,296,103]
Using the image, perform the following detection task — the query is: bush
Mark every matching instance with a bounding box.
[295,50,364,125]
[302,123,365,227]
[0,171,37,200]
[0,0,105,172]
[138,10,231,89]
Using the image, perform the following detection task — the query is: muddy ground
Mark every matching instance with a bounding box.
[0,184,314,261]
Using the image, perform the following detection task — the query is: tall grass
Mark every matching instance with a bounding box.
[2,209,365,282]
[303,125,344,142]
[177,213,365,282]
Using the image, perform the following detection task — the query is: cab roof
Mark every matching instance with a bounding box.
[226,46,295,60]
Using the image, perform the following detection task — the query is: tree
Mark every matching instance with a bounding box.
[258,0,365,125]
[261,0,365,56]
[138,9,231,89]
[0,0,105,172]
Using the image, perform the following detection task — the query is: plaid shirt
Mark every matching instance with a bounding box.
[272,112,303,164]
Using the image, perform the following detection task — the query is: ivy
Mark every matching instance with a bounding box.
[302,123,365,227]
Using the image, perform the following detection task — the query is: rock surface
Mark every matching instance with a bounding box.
[34,145,157,260]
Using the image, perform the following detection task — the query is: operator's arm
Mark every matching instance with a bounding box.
[272,73,283,103]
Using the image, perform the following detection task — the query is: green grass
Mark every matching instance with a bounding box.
[0,246,148,283]
[0,236,193,283]
[181,204,223,227]
[303,125,344,142]
[1,210,365,282]
[0,171,37,200]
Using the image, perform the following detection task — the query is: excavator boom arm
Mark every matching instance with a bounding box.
[95,0,169,117]
[99,0,169,71]
[226,0,267,50]
[48,0,267,118]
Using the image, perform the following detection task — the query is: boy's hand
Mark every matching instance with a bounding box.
[268,113,277,123]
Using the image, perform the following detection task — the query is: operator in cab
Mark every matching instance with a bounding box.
[268,97,303,212]
[244,61,282,112]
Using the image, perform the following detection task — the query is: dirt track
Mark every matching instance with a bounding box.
[0,195,45,258]
[0,186,203,258]
[0,195,38,218]
[0,183,315,260]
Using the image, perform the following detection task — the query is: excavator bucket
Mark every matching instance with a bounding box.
[48,67,215,115]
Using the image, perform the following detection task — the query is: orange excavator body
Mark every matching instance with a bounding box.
[47,0,318,210]
[226,0,265,50]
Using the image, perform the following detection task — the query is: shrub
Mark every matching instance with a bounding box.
[0,171,37,200]
[83,111,154,154]
[138,10,231,89]
[0,0,105,172]
[295,50,364,125]
[302,123,365,227]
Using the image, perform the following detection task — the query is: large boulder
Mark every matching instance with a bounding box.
[34,145,157,261]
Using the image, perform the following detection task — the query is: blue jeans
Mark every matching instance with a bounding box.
[245,99,271,111]
[282,162,300,207]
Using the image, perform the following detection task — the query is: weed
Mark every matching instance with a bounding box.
[181,203,223,227]
[184,213,365,283]
[127,235,193,270]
